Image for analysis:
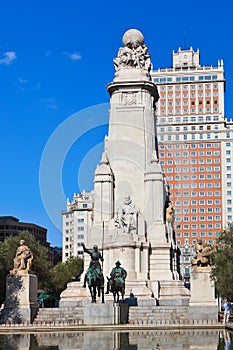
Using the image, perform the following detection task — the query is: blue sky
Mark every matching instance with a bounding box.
[0,0,233,247]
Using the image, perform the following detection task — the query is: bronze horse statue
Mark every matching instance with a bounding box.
[86,266,104,303]
[108,276,125,303]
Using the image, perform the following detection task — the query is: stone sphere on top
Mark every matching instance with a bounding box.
[122,29,144,47]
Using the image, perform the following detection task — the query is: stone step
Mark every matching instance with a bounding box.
[128,305,217,325]
[33,307,84,325]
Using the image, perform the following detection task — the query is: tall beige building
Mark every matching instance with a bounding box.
[61,191,93,262]
[152,47,233,247]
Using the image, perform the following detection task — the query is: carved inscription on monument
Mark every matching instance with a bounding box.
[122,92,137,105]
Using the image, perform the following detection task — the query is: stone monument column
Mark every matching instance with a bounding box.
[1,240,38,324]
[188,240,218,321]
[90,29,188,304]
[60,29,190,307]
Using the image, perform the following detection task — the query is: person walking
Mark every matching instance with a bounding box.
[223,298,231,324]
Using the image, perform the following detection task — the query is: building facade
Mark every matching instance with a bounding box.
[0,216,47,245]
[61,190,93,262]
[151,47,233,247]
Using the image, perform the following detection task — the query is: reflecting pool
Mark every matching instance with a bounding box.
[0,329,231,349]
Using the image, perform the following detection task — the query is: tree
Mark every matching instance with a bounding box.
[0,232,50,303]
[211,223,233,300]
[48,256,83,298]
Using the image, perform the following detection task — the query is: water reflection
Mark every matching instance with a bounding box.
[0,329,231,349]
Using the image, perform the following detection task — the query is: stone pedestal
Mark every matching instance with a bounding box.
[59,281,91,307]
[83,303,115,325]
[189,266,216,306]
[188,266,218,321]
[2,273,38,323]
[158,280,190,306]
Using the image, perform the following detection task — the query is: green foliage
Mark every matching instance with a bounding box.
[48,256,83,298]
[0,232,50,302]
[50,256,83,297]
[211,223,233,299]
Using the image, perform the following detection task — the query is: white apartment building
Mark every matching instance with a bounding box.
[62,190,93,262]
[151,47,233,246]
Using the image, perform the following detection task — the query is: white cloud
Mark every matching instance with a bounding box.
[18,77,28,84]
[63,51,81,62]
[41,98,58,110]
[0,51,17,65]
[35,83,41,91]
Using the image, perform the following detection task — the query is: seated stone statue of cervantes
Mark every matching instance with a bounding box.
[115,196,138,234]
[13,239,33,273]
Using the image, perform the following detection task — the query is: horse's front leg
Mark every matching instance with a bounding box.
[122,288,125,301]
[117,291,120,303]
[92,286,97,303]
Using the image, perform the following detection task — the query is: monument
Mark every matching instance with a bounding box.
[0,240,38,323]
[60,28,190,309]
[189,240,217,319]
